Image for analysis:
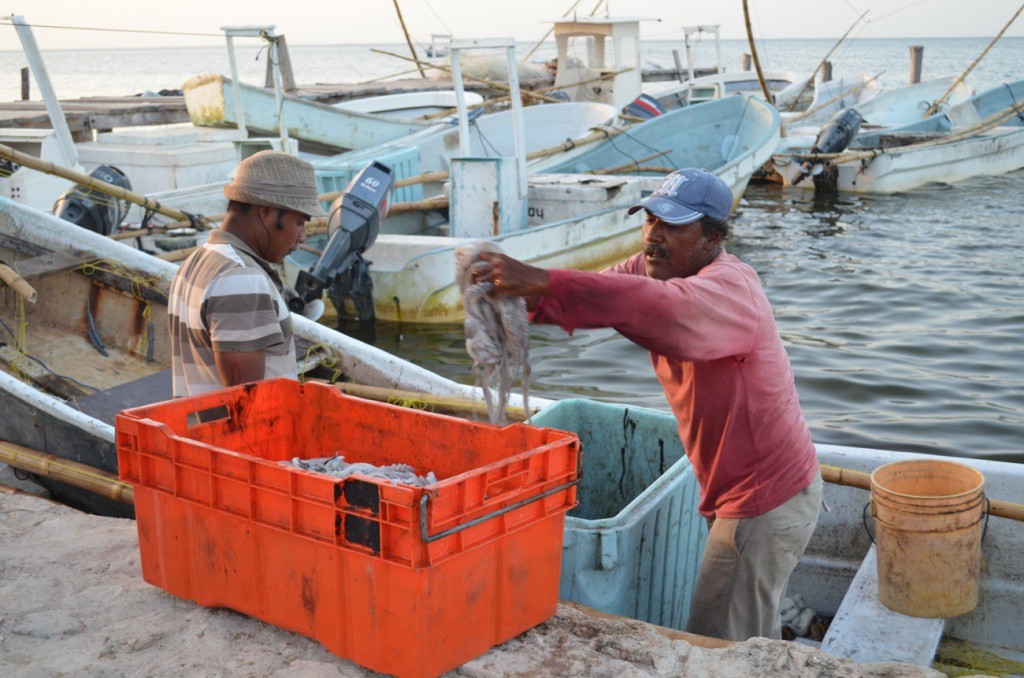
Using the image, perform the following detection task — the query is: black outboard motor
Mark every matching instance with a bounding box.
[793,108,863,187]
[289,161,393,321]
[52,165,132,235]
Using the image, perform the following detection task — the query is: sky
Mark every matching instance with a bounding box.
[2,0,1024,51]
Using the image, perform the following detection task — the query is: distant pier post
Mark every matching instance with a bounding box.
[909,45,924,84]
[821,60,833,82]
[21,67,29,100]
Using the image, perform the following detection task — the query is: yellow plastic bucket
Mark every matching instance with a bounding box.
[870,459,986,618]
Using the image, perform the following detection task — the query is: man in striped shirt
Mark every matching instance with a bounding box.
[168,151,327,397]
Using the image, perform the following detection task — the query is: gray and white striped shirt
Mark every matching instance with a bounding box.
[168,230,297,397]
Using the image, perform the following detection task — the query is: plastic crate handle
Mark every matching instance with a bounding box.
[419,477,580,543]
[419,446,583,544]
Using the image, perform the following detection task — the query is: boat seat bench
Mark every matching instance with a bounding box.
[75,369,172,426]
[13,251,84,280]
[820,545,945,666]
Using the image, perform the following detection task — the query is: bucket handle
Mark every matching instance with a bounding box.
[862,502,875,544]
[863,495,993,546]
[982,496,991,542]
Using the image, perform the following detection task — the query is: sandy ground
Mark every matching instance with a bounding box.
[0,488,946,678]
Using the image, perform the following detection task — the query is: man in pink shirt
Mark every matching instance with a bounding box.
[470,168,821,641]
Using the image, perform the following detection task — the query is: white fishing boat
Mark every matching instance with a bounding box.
[287,175,646,324]
[312,101,619,201]
[0,198,513,515]
[651,25,810,112]
[331,91,485,120]
[779,74,883,128]
[284,96,778,324]
[776,79,1024,193]
[770,77,976,186]
[658,70,807,110]
[182,74,440,152]
[537,95,781,199]
[852,76,974,128]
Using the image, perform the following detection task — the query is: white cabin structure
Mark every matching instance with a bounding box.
[553,17,644,111]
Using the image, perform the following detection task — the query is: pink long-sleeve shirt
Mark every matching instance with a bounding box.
[531,250,819,519]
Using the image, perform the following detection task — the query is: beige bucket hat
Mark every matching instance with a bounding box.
[223,150,328,218]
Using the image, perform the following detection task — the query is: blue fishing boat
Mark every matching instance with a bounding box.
[536,95,781,209]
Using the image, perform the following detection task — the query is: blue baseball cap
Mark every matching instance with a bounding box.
[627,168,733,225]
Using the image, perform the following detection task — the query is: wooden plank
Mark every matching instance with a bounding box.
[74,369,172,426]
[641,66,717,83]
[88,110,189,129]
[821,546,945,666]
[13,251,83,280]
[0,97,188,132]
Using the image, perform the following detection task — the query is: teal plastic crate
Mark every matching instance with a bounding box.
[313,145,424,208]
[532,399,706,630]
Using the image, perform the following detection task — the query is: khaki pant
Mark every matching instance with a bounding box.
[685,475,822,641]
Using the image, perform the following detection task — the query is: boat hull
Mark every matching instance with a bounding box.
[369,206,644,324]
[780,127,1024,194]
[183,74,431,151]
[0,198,527,514]
[0,370,128,517]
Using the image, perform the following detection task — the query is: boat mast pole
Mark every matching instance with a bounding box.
[782,11,868,112]
[926,0,1024,115]
[392,0,427,78]
[741,0,773,102]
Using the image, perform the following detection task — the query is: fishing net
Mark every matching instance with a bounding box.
[930,556,1024,677]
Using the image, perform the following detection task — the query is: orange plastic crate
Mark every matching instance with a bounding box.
[115,378,579,678]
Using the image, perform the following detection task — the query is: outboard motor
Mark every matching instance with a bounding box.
[289,161,394,322]
[52,165,132,235]
[793,108,863,187]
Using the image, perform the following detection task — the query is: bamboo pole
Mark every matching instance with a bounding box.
[370,48,563,104]
[782,11,868,112]
[820,463,1024,523]
[0,440,134,505]
[329,381,531,422]
[926,1,1024,116]
[588,151,670,175]
[0,263,38,304]
[588,164,674,176]
[391,0,426,78]
[784,71,884,126]
[741,0,773,102]
[158,247,195,263]
[0,143,206,227]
